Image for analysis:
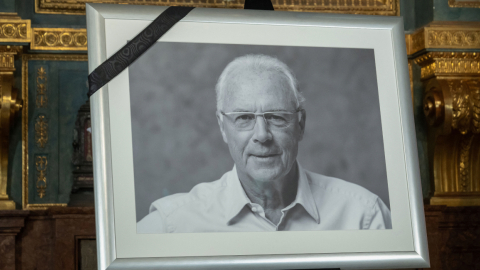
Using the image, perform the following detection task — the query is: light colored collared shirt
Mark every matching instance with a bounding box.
[137,164,392,233]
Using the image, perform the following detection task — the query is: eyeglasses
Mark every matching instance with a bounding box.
[221,110,302,131]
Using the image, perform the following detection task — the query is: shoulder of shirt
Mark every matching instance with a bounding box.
[148,171,229,218]
[304,169,380,208]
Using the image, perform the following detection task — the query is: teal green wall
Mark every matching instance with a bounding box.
[0,0,16,13]
[434,0,480,21]
[401,0,434,32]
[8,59,88,206]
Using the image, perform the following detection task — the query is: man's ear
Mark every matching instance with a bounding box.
[216,111,229,144]
[298,109,306,141]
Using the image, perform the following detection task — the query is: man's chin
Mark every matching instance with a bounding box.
[246,167,283,182]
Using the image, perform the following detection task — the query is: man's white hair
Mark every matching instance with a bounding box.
[215,54,305,111]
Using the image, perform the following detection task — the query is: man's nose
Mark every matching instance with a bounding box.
[252,115,272,143]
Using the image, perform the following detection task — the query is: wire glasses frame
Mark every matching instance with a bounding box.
[220,110,303,131]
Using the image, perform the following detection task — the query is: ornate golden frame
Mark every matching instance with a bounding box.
[35,0,400,16]
[22,54,88,210]
[448,0,480,8]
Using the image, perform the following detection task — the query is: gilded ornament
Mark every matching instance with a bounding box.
[35,115,48,148]
[449,0,480,8]
[0,53,15,70]
[0,47,22,210]
[2,24,17,38]
[459,134,474,192]
[0,19,31,42]
[31,28,87,51]
[36,66,47,108]
[405,22,480,55]
[35,156,47,198]
[414,52,480,80]
[35,0,399,16]
[424,78,480,206]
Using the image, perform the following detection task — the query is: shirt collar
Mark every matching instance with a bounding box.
[294,163,320,224]
[224,163,320,225]
[224,165,252,225]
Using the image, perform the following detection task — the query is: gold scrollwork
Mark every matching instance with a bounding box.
[448,80,480,135]
[35,0,399,16]
[0,19,31,43]
[424,79,480,206]
[31,28,87,51]
[35,156,47,198]
[36,67,47,108]
[423,78,480,135]
[35,115,48,148]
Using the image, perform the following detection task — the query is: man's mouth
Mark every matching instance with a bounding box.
[251,154,279,158]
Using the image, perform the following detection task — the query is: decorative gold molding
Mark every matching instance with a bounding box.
[406,22,480,55]
[35,115,48,148]
[408,60,414,104]
[0,53,15,70]
[414,52,480,80]
[0,46,22,210]
[429,132,480,206]
[31,28,87,51]
[0,18,31,43]
[35,0,399,16]
[423,75,480,206]
[449,0,480,8]
[22,54,86,210]
[35,155,47,198]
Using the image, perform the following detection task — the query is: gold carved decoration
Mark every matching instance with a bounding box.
[406,22,480,55]
[0,46,23,210]
[36,67,47,108]
[22,54,86,210]
[35,115,48,148]
[449,0,480,8]
[0,17,31,43]
[414,52,480,80]
[419,51,480,206]
[31,28,87,51]
[35,0,399,16]
[35,156,47,198]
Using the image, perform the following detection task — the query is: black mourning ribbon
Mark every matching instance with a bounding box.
[87,6,195,97]
[87,1,274,97]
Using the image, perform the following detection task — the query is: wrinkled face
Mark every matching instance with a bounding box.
[216,69,306,183]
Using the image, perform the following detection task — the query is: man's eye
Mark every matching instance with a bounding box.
[266,114,287,121]
[236,114,254,121]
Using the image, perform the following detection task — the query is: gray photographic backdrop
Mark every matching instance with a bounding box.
[129,42,389,222]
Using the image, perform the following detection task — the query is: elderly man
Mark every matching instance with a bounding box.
[137,54,392,233]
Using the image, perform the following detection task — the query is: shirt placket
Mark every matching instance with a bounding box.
[248,203,297,231]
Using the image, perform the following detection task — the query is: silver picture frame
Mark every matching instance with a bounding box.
[87,3,429,269]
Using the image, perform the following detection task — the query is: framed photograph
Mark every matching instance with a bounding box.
[87,3,429,269]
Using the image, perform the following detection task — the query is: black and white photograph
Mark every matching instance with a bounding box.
[129,42,392,234]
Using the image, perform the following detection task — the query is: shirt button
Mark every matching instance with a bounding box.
[251,207,258,212]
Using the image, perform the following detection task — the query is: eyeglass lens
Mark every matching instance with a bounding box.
[229,112,296,130]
